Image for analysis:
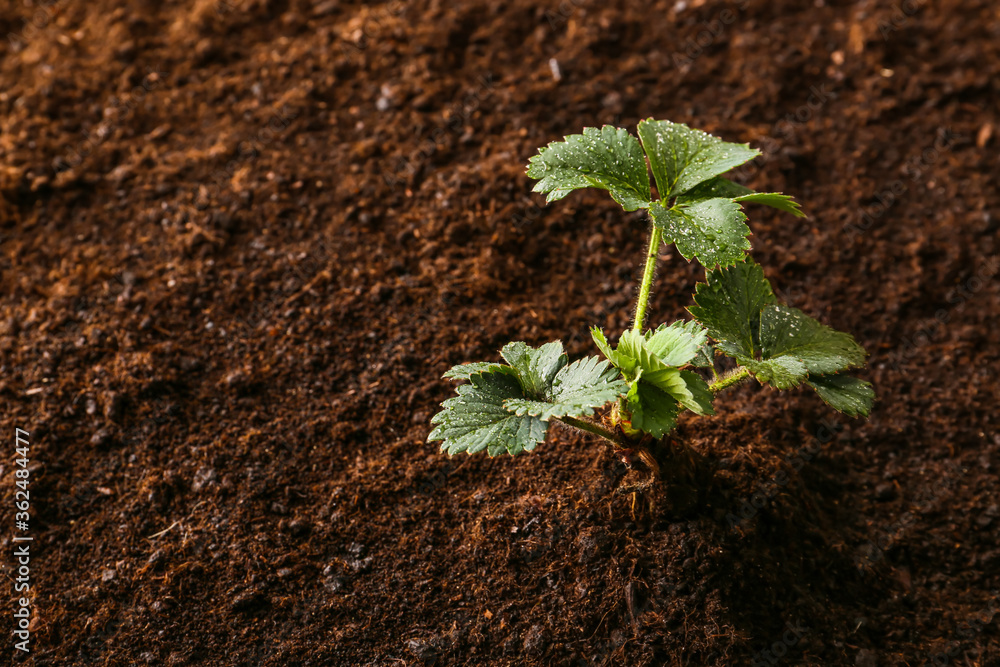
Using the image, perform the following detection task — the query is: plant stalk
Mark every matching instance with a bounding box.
[632,224,661,333]
[709,367,750,393]
[556,415,634,449]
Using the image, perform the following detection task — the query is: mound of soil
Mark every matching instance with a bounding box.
[1,0,998,665]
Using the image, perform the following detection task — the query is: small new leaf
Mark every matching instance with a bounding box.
[429,368,547,457]
[637,120,759,199]
[645,320,710,367]
[677,177,755,201]
[807,374,875,418]
[592,328,715,426]
[526,126,651,211]
[651,198,751,268]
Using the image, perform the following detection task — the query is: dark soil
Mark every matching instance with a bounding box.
[1,0,998,665]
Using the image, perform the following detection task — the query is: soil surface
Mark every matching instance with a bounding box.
[1,0,999,665]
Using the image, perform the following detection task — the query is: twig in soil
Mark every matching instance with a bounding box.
[146,521,181,539]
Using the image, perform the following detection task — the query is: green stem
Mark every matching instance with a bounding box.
[709,367,750,394]
[633,225,661,333]
[556,415,634,449]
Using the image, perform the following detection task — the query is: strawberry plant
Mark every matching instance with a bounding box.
[429,120,874,462]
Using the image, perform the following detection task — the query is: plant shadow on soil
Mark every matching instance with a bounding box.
[422,404,889,665]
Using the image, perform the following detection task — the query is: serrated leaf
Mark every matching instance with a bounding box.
[429,368,547,457]
[651,198,751,268]
[690,263,869,391]
[615,329,647,378]
[591,326,640,378]
[744,356,809,389]
[807,374,875,418]
[759,305,867,377]
[691,344,715,368]
[625,381,680,439]
[645,322,703,367]
[684,326,716,369]
[526,126,651,211]
[647,320,716,367]
[679,370,715,415]
[617,330,681,391]
[589,324,722,435]
[637,119,759,199]
[607,329,712,414]
[591,327,615,360]
[732,192,805,217]
[443,362,501,381]
[688,258,777,359]
[500,341,567,397]
[679,177,805,217]
[641,364,692,404]
[677,177,754,201]
[504,356,626,421]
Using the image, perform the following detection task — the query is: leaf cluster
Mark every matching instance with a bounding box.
[431,342,626,456]
[429,120,874,459]
[526,120,803,268]
[689,258,874,416]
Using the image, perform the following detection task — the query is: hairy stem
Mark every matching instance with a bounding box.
[709,367,750,393]
[556,415,634,449]
[633,224,661,333]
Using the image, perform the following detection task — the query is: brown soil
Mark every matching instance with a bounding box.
[1,0,999,665]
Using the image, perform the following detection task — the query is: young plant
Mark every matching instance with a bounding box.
[428,120,874,461]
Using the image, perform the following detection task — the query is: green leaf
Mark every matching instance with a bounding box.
[640,364,692,405]
[504,356,627,421]
[679,370,715,415]
[677,176,754,204]
[645,322,702,367]
[807,374,875,418]
[443,362,501,381]
[733,192,805,217]
[758,305,867,377]
[688,258,777,359]
[526,126,651,211]
[590,326,614,359]
[592,328,714,418]
[500,341,566,397]
[617,330,684,394]
[637,119,759,199]
[690,263,869,392]
[429,368,547,457]
[679,177,805,218]
[744,356,809,390]
[647,320,715,367]
[651,198,751,268]
[625,381,680,439]
[614,329,648,379]
[677,177,754,201]
[432,341,629,456]
[591,327,637,377]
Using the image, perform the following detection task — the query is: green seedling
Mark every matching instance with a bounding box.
[429,120,874,462]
